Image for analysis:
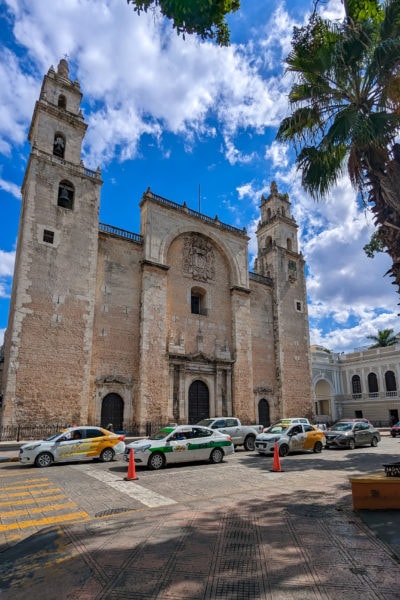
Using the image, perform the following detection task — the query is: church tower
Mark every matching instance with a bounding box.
[1,59,102,426]
[254,182,313,419]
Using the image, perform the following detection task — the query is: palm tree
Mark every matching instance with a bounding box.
[367,328,398,347]
[276,0,400,301]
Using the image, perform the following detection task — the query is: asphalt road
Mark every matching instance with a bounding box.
[1,435,400,599]
[0,434,399,548]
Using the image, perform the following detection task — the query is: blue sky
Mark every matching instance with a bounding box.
[0,0,399,352]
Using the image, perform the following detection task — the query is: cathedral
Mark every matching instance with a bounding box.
[0,60,313,431]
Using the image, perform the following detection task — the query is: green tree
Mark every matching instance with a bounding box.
[367,328,398,347]
[127,0,240,45]
[276,0,400,298]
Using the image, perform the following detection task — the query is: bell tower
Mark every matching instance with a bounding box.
[254,182,313,419]
[1,59,102,426]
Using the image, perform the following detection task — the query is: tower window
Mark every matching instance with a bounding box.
[295,301,302,312]
[53,133,65,158]
[58,180,74,210]
[43,229,54,244]
[58,94,66,109]
[191,287,207,316]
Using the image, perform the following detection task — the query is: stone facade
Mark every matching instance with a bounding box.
[311,343,400,426]
[0,60,313,431]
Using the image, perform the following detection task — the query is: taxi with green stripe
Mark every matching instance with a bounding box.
[124,424,234,470]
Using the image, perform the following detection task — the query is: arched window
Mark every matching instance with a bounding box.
[191,287,206,316]
[287,238,292,251]
[58,180,74,210]
[267,208,271,220]
[351,375,361,395]
[368,372,378,394]
[53,133,65,158]
[58,94,66,109]
[385,370,397,392]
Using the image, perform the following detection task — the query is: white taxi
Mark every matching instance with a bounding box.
[124,424,234,470]
[255,422,325,457]
[19,426,126,467]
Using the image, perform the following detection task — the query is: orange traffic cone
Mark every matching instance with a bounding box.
[125,448,138,481]
[271,443,282,472]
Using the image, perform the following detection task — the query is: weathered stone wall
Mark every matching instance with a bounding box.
[249,279,277,420]
[89,234,143,425]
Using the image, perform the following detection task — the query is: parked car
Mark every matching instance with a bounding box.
[278,417,310,426]
[336,418,374,427]
[19,426,126,467]
[196,417,263,451]
[124,424,234,470]
[255,422,325,457]
[391,421,400,437]
[325,421,381,450]
[313,423,328,432]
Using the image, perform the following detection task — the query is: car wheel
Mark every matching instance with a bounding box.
[371,436,379,447]
[100,447,115,462]
[35,452,53,468]
[148,452,165,470]
[210,448,224,464]
[313,441,323,453]
[279,444,289,457]
[244,435,255,451]
[348,438,356,450]
[391,433,396,438]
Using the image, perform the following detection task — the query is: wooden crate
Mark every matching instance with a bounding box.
[349,473,400,510]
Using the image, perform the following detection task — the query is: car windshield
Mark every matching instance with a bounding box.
[197,419,214,427]
[45,431,69,441]
[264,424,289,434]
[148,427,175,441]
[331,422,353,432]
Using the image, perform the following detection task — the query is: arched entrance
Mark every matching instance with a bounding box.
[188,380,209,424]
[101,393,124,431]
[314,380,332,418]
[258,398,270,427]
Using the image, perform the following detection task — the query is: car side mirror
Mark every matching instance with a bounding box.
[58,436,67,442]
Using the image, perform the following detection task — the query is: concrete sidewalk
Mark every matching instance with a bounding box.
[0,482,399,599]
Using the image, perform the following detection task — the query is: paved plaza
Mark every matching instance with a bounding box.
[0,438,399,599]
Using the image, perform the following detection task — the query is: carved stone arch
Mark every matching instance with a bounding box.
[160,226,244,288]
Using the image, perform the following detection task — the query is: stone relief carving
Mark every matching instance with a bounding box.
[183,234,215,281]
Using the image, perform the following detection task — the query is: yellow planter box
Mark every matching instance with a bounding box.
[349,473,400,510]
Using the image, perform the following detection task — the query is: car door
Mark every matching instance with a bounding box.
[83,427,110,458]
[55,434,85,462]
[288,425,306,451]
[354,422,370,446]
[221,419,242,445]
[189,427,214,460]
[167,428,193,464]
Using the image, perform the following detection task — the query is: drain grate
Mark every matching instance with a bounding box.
[95,507,133,518]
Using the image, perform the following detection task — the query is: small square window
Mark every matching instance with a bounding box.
[43,229,54,244]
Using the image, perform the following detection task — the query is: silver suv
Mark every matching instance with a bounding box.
[325,420,381,450]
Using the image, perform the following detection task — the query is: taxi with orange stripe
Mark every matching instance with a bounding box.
[255,421,325,457]
[19,426,126,467]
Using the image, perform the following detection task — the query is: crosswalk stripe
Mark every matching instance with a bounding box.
[2,502,78,518]
[74,465,177,508]
[0,493,66,507]
[0,511,89,531]
[0,487,60,499]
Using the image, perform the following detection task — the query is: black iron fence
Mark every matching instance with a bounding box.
[0,422,173,442]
